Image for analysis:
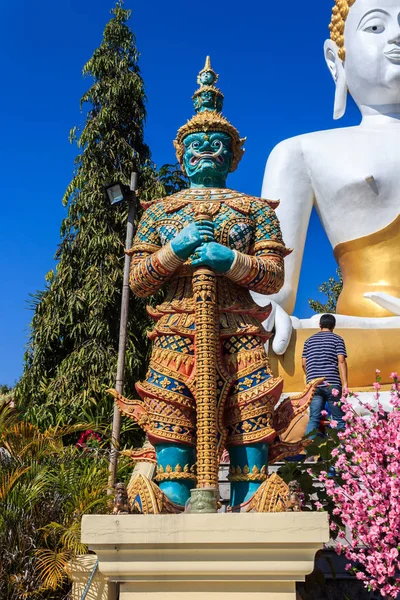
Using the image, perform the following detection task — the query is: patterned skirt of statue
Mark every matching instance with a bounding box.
[113,274,316,462]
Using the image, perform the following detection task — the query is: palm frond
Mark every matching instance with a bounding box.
[35,548,72,591]
[0,467,29,500]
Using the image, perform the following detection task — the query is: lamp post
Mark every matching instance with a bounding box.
[105,172,138,491]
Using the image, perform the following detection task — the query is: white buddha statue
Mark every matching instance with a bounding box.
[258,0,400,392]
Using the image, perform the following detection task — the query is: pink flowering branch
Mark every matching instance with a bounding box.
[317,372,400,598]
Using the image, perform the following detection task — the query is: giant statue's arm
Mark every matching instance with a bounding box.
[260,137,314,314]
[127,205,183,299]
[225,201,290,295]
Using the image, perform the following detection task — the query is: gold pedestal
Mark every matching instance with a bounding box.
[270,328,399,393]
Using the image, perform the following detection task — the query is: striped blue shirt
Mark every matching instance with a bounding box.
[302,331,347,387]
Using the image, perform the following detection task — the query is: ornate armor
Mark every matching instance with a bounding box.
[122,188,288,448]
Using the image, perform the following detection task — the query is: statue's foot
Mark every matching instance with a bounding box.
[363,292,400,316]
[228,474,289,513]
[127,473,184,515]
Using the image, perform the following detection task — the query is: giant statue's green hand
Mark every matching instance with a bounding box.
[191,242,235,273]
[170,221,214,261]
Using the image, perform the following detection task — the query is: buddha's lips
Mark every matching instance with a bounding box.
[384,49,400,62]
[189,153,225,166]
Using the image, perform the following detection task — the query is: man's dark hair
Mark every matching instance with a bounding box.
[320,314,336,331]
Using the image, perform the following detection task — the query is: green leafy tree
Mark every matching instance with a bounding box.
[308,268,343,314]
[157,163,188,196]
[16,2,186,430]
[0,401,130,599]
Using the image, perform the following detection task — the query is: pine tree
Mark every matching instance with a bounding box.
[308,268,343,314]
[16,2,186,429]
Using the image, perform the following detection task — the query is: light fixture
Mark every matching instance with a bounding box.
[104,182,131,205]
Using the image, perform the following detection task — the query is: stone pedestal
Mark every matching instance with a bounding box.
[66,555,117,600]
[81,513,329,599]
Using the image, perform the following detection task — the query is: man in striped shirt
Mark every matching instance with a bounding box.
[302,314,348,437]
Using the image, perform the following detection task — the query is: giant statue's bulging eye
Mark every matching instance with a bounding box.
[191,141,200,150]
[212,140,222,148]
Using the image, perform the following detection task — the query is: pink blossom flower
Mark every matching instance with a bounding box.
[373,382,381,391]
[390,372,398,380]
[318,378,400,598]
[332,388,340,397]
[376,369,381,374]
[330,419,338,428]
[321,410,328,417]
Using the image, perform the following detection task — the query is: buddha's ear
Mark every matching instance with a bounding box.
[324,39,347,120]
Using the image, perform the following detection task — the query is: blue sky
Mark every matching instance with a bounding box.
[0,0,360,386]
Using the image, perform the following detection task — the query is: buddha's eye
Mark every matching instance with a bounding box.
[364,23,385,33]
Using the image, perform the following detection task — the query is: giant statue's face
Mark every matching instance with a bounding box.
[344,0,400,105]
[182,131,233,186]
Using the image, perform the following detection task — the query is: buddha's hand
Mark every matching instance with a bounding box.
[170,220,214,261]
[251,294,294,355]
[265,300,294,355]
[191,242,235,273]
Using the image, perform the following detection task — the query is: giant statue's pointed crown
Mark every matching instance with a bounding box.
[174,56,245,173]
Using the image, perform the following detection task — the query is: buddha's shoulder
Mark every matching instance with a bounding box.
[267,126,361,166]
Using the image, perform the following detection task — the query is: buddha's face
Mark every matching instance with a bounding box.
[344,0,400,106]
[182,131,233,187]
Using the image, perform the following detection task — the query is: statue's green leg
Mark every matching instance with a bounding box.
[228,443,268,507]
[155,443,196,507]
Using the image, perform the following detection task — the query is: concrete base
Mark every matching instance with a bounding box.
[81,513,329,599]
[119,581,297,599]
[66,555,117,600]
